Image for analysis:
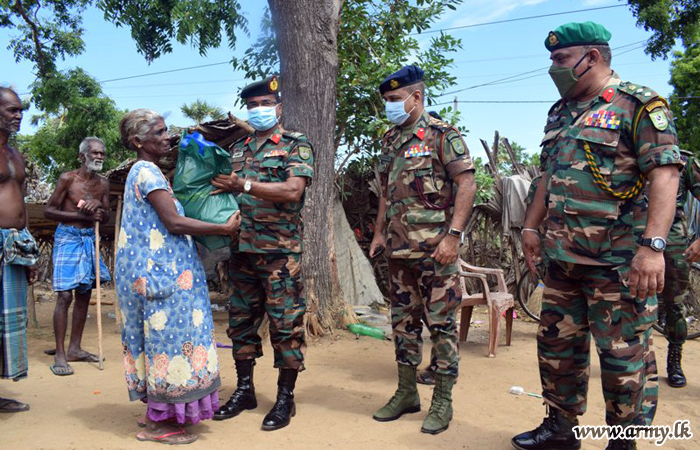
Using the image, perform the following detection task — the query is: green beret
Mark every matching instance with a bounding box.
[545,21,611,52]
[240,75,280,99]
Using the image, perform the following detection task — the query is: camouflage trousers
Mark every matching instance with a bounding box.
[388,257,461,377]
[227,252,306,371]
[539,260,658,427]
[661,244,688,345]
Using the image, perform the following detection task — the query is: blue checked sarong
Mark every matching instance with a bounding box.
[52,224,111,293]
[0,228,35,380]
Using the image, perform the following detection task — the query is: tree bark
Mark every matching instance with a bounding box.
[268,0,348,334]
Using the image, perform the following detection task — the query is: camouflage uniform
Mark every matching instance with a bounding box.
[659,152,700,345]
[227,124,314,371]
[538,75,681,427]
[378,111,474,377]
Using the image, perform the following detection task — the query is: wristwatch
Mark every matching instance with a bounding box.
[639,236,666,252]
[447,228,462,237]
[243,179,252,194]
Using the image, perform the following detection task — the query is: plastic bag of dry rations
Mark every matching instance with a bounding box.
[173,132,239,250]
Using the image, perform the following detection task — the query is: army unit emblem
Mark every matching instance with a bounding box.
[548,32,559,47]
[269,76,279,93]
[298,145,312,160]
[390,79,399,89]
[649,109,669,131]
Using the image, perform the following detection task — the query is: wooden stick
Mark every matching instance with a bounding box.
[95,221,104,370]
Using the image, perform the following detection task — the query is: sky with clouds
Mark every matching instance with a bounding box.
[0,0,678,162]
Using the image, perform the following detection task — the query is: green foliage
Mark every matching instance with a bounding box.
[472,157,495,204]
[98,0,249,63]
[1,0,91,76]
[235,1,463,165]
[181,99,225,125]
[669,40,700,152]
[627,0,700,59]
[21,68,127,182]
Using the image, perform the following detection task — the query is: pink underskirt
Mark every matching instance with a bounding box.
[144,390,220,425]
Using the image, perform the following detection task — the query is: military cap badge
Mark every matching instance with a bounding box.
[390,79,399,89]
[269,76,279,93]
[548,32,559,47]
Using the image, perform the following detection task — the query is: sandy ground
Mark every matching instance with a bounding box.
[1,286,699,450]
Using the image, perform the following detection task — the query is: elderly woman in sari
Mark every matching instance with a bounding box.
[116,109,240,445]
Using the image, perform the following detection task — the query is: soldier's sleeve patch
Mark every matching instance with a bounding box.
[298,145,312,160]
[648,108,669,131]
[446,131,466,155]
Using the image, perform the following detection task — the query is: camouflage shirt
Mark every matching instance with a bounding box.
[665,152,700,246]
[230,125,314,254]
[378,111,475,259]
[541,74,681,266]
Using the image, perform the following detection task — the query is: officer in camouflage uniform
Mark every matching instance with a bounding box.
[512,23,681,450]
[656,150,700,388]
[210,76,313,431]
[369,65,476,435]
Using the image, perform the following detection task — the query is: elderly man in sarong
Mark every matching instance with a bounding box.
[44,137,111,376]
[0,87,39,412]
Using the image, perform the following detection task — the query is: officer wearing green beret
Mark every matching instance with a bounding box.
[513,22,681,450]
[210,75,314,431]
[369,65,477,435]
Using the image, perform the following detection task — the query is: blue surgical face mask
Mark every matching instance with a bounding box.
[248,106,278,131]
[385,92,417,125]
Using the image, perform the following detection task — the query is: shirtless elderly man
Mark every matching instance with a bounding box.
[0,87,39,412]
[44,137,111,376]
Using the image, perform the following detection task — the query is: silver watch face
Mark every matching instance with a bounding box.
[651,238,665,251]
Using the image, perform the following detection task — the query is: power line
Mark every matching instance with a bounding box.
[413,4,628,35]
[428,96,700,107]
[434,40,648,98]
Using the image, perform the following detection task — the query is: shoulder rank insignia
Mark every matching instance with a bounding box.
[298,145,312,160]
[416,127,426,141]
[232,150,244,158]
[264,150,288,158]
[405,144,432,158]
[584,109,620,130]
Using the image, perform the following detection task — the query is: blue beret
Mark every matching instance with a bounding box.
[240,75,280,99]
[379,65,424,95]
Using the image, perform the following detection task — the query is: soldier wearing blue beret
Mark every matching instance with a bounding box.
[370,65,477,434]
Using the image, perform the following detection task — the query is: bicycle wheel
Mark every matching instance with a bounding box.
[686,263,700,340]
[517,267,544,322]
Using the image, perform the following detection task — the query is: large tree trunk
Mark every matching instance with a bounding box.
[268,0,350,334]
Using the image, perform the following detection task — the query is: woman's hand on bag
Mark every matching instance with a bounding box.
[224,211,242,238]
[211,172,241,195]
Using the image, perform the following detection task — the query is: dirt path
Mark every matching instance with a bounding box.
[1,289,698,449]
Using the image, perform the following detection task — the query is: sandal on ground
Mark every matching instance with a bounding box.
[50,363,74,376]
[136,429,198,445]
[0,398,30,413]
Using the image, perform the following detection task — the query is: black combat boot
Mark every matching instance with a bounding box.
[511,406,581,450]
[667,344,687,388]
[213,359,257,420]
[606,438,637,449]
[262,369,298,431]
